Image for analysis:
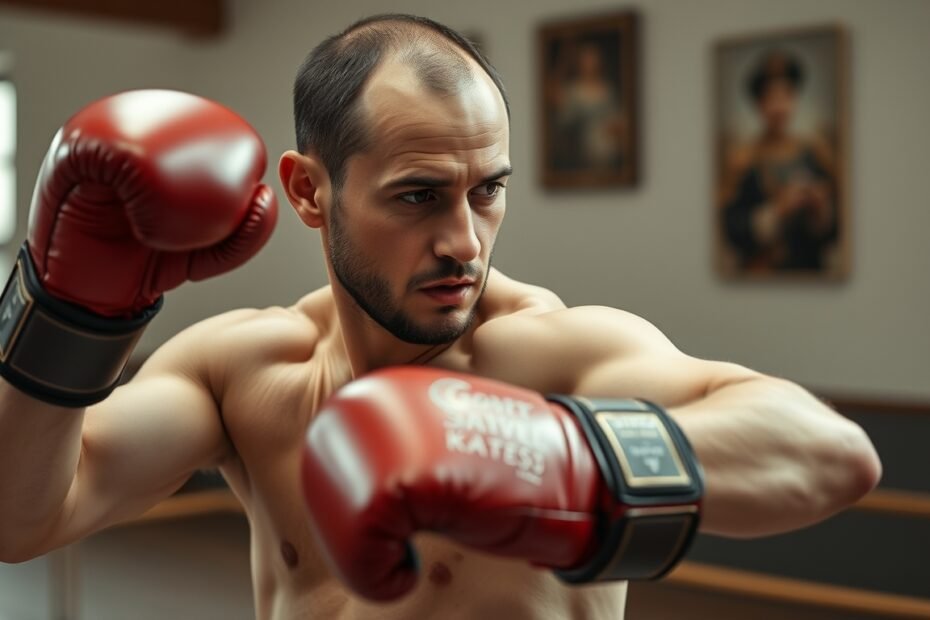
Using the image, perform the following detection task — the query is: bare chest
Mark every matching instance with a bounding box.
[215,356,626,619]
[219,359,339,590]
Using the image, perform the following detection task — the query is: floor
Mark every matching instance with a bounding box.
[0,514,254,620]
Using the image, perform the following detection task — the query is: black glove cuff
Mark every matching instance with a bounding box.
[547,395,704,583]
[0,244,161,407]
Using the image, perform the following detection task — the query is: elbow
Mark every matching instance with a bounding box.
[0,552,39,565]
[819,420,882,513]
[0,539,43,565]
[844,423,883,501]
[0,518,57,564]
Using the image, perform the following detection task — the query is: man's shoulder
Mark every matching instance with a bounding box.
[143,289,332,379]
[476,301,658,350]
[479,270,655,333]
[479,268,565,320]
[199,304,321,356]
[470,296,672,392]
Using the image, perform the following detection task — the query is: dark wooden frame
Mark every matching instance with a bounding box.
[713,24,850,281]
[538,11,639,189]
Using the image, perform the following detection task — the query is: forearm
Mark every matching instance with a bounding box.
[0,378,84,561]
[670,375,881,538]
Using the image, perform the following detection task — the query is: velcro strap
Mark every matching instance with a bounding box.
[0,245,160,407]
[548,395,703,582]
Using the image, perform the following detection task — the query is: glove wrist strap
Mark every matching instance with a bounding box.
[0,244,161,407]
[548,395,704,583]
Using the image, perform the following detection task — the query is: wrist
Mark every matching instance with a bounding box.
[0,244,161,407]
[548,395,704,582]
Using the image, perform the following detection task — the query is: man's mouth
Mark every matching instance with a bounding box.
[419,278,475,305]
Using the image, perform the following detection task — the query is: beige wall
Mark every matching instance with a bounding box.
[1,0,927,399]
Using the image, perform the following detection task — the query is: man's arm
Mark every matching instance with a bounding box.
[475,305,882,538]
[0,313,240,563]
[0,89,275,563]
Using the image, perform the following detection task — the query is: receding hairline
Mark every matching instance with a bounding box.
[342,20,507,160]
[339,17,476,59]
[292,14,510,190]
[342,19,481,96]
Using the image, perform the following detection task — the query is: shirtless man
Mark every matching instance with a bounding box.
[0,14,881,620]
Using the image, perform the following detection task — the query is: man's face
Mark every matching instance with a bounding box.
[326,57,510,345]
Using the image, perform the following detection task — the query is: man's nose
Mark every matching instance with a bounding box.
[434,199,481,264]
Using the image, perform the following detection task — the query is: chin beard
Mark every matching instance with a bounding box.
[329,212,488,345]
[333,264,486,345]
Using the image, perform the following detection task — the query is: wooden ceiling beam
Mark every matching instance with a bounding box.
[0,0,225,38]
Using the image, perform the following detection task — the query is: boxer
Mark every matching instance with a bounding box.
[0,14,880,620]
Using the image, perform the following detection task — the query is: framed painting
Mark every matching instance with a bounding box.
[539,11,639,189]
[714,25,849,279]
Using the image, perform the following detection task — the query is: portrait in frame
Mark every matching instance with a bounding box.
[714,25,849,280]
[539,11,639,189]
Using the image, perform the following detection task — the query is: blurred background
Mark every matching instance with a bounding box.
[0,0,927,618]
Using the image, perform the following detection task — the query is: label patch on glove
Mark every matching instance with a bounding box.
[596,412,691,488]
[429,378,546,486]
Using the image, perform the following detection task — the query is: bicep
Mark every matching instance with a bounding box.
[576,352,760,408]
[543,307,759,406]
[44,335,232,549]
[477,305,757,406]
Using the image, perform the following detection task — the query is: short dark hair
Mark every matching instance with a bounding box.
[293,14,510,190]
[747,50,805,103]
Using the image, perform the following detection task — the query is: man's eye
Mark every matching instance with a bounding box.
[400,190,435,205]
[474,182,504,197]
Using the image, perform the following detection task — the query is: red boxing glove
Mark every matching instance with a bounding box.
[27,89,277,317]
[300,367,703,601]
[0,90,277,407]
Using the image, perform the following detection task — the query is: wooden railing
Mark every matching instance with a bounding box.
[856,487,930,520]
[666,562,930,619]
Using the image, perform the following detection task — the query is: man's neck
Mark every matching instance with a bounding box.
[330,284,451,378]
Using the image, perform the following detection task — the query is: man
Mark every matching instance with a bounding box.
[0,14,880,620]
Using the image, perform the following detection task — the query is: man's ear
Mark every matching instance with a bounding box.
[279,150,331,229]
